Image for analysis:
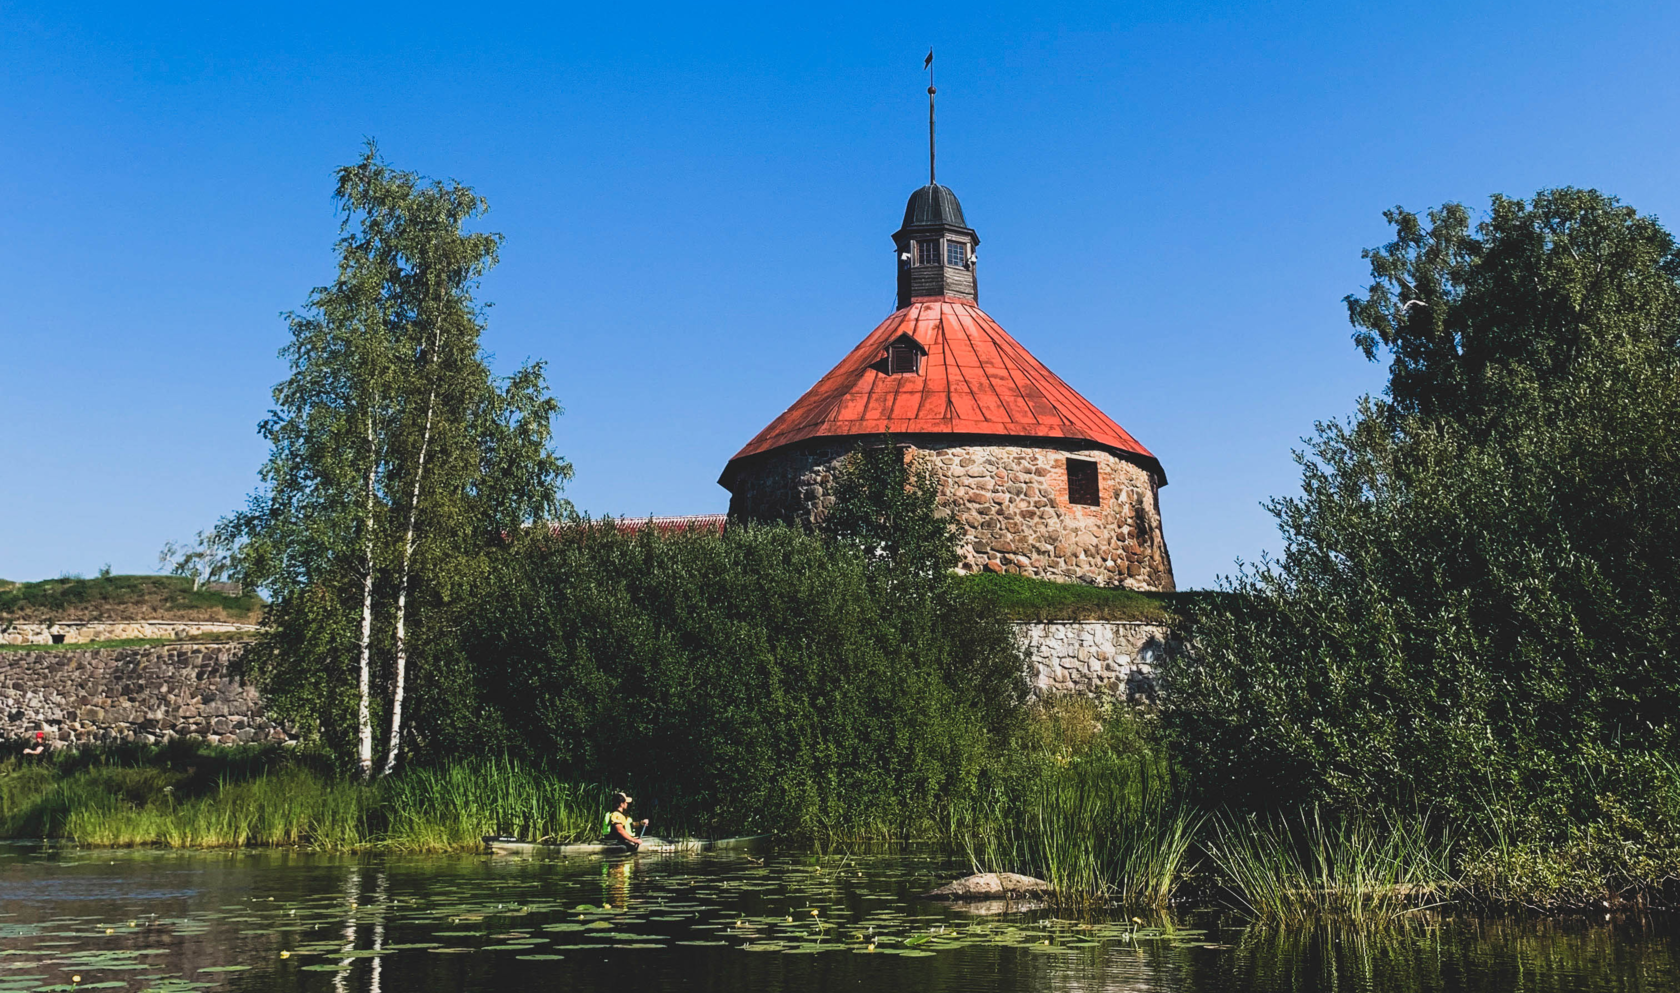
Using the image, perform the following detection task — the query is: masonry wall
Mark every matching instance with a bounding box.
[1016,620,1172,701]
[0,642,293,747]
[2,621,260,646]
[725,437,1175,590]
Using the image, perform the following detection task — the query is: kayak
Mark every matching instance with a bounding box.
[483,834,770,857]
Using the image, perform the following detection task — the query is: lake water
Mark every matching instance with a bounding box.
[2,843,1677,992]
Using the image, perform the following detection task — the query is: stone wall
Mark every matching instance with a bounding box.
[724,436,1174,590]
[1017,620,1172,701]
[1,620,260,646]
[0,642,293,747]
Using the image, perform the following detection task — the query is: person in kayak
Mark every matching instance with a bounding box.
[602,792,649,850]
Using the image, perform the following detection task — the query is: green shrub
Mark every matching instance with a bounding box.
[453,522,1028,838]
[1162,189,1680,899]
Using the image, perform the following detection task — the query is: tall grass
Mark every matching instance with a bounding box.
[962,753,1198,907]
[1204,807,1456,924]
[0,747,602,851]
[958,698,1198,908]
[381,756,605,850]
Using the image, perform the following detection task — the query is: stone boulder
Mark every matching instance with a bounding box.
[922,872,1053,900]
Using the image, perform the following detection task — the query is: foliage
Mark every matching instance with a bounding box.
[1163,188,1680,890]
[0,575,261,623]
[157,529,240,592]
[1204,808,1455,924]
[230,142,572,774]
[820,436,958,601]
[0,744,602,851]
[962,699,1197,907]
[454,522,1028,838]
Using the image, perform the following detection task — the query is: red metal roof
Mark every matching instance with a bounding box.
[609,514,728,536]
[723,297,1161,481]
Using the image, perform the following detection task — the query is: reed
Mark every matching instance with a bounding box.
[960,749,1199,908]
[0,749,602,851]
[379,756,606,850]
[1204,807,1456,924]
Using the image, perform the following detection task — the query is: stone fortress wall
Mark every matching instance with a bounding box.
[725,437,1175,591]
[2,620,261,646]
[1,642,293,747]
[1018,621,1171,701]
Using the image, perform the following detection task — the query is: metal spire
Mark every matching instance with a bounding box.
[925,48,936,185]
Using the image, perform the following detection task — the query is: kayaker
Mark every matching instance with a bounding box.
[602,792,649,851]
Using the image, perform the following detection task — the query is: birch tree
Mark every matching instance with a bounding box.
[235,143,571,773]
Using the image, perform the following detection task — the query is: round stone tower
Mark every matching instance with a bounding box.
[719,182,1174,591]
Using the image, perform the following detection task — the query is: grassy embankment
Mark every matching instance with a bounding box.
[0,575,262,651]
[0,575,263,624]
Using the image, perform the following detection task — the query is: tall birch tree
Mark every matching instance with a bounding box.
[236,144,571,772]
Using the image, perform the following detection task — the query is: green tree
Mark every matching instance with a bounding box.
[1164,189,1680,834]
[233,143,572,774]
[820,436,959,600]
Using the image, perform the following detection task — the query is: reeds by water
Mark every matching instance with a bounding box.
[0,749,602,851]
[381,756,605,850]
[959,749,1199,908]
[1204,807,1456,924]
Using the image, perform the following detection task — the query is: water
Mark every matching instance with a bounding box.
[2,843,1677,992]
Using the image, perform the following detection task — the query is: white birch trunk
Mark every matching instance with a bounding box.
[356,412,378,780]
[381,326,440,778]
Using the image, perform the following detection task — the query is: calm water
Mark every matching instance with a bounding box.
[1,843,1677,992]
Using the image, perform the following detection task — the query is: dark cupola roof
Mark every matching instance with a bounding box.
[892,183,979,308]
[901,183,968,229]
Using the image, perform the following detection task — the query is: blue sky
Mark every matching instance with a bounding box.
[3,1,1678,588]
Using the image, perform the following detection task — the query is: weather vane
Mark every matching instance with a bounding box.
[925,48,936,186]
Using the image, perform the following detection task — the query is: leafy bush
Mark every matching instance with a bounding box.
[453,522,1028,838]
[1163,189,1680,897]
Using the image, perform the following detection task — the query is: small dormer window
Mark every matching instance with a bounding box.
[946,241,967,267]
[917,240,940,266]
[888,341,922,375]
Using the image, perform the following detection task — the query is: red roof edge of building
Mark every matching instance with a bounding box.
[544,514,729,538]
[719,298,1165,488]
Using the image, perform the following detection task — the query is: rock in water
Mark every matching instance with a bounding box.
[922,872,1053,900]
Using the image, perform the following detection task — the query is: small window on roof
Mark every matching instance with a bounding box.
[888,341,922,375]
[1067,458,1100,507]
[917,240,940,266]
[947,241,967,266]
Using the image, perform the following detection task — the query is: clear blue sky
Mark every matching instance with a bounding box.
[4,1,1678,588]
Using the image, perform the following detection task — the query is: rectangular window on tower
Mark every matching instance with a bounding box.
[947,241,967,266]
[1067,458,1100,507]
[917,240,940,266]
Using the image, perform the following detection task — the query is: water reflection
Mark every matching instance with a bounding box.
[0,846,1674,992]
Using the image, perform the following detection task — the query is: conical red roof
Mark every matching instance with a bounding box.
[723,297,1161,481]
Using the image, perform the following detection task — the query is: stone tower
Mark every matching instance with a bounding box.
[719,181,1174,591]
